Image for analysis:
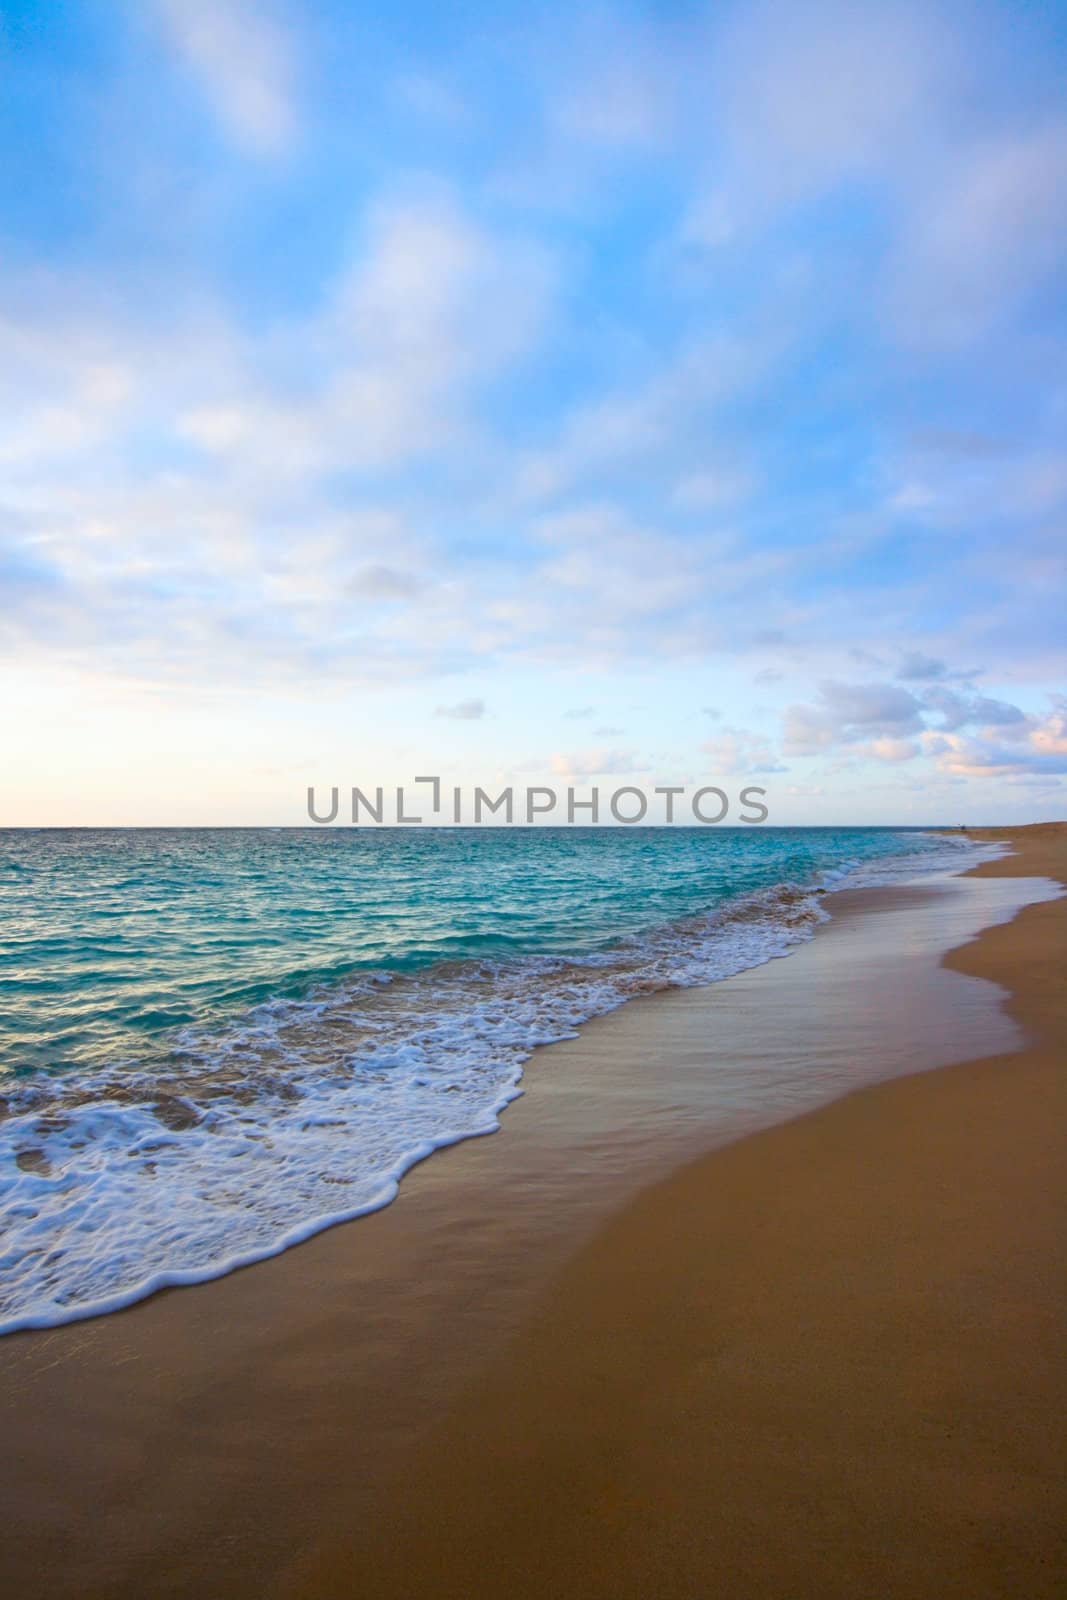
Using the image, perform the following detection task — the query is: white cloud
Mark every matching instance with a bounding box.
[672,465,753,512]
[392,73,471,129]
[896,651,948,682]
[1031,699,1067,757]
[0,309,140,472]
[922,686,1026,732]
[535,505,701,621]
[347,564,426,601]
[550,747,641,778]
[516,336,775,504]
[435,699,486,721]
[554,56,670,148]
[924,710,1067,778]
[687,3,1067,356]
[158,0,297,154]
[891,125,1067,346]
[178,195,553,482]
[703,0,946,224]
[784,679,1067,781]
[703,729,786,775]
[784,681,926,755]
[868,737,920,763]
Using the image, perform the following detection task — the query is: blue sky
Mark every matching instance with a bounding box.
[1,0,1065,824]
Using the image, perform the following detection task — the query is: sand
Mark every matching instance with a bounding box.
[1,824,1064,1599]
[285,823,1067,1599]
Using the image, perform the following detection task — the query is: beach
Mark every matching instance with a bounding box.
[7,5,1066,1595]
[1,823,1064,1598]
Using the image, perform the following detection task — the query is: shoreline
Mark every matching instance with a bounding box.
[1,826,1062,1597]
[285,821,1067,1598]
[1,829,973,1339]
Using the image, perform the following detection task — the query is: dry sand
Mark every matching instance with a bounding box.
[286,823,1067,1599]
[1,825,1063,1599]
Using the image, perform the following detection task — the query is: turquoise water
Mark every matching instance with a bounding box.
[0,826,971,1331]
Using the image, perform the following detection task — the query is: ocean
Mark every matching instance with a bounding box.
[0,825,978,1333]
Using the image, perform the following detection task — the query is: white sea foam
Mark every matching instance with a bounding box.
[0,834,993,1333]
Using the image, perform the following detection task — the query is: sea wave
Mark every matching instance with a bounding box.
[0,832,986,1333]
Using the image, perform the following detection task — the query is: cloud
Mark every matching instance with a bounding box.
[891,124,1067,347]
[896,651,947,681]
[925,708,1067,778]
[784,681,926,755]
[687,2,1067,361]
[784,678,1067,780]
[1,0,1064,825]
[157,0,297,154]
[703,729,786,775]
[553,45,670,149]
[178,194,554,481]
[0,186,566,688]
[701,0,946,227]
[0,227,1058,713]
[922,686,1026,732]
[672,466,754,512]
[532,504,704,625]
[516,336,777,504]
[499,502,796,665]
[1031,698,1067,757]
[392,73,471,129]
[346,565,425,601]
[435,699,486,721]
[868,737,920,763]
[886,444,1067,532]
[550,748,641,778]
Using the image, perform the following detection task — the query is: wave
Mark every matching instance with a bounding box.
[0,833,985,1334]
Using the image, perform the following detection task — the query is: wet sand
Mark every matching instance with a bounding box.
[1,826,1063,1598]
[286,822,1067,1599]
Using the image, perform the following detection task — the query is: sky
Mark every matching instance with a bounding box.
[1,0,1065,826]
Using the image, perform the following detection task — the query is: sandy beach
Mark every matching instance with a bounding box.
[6,5,1065,1595]
[2,824,1064,1599]
[286,823,1067,1599]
